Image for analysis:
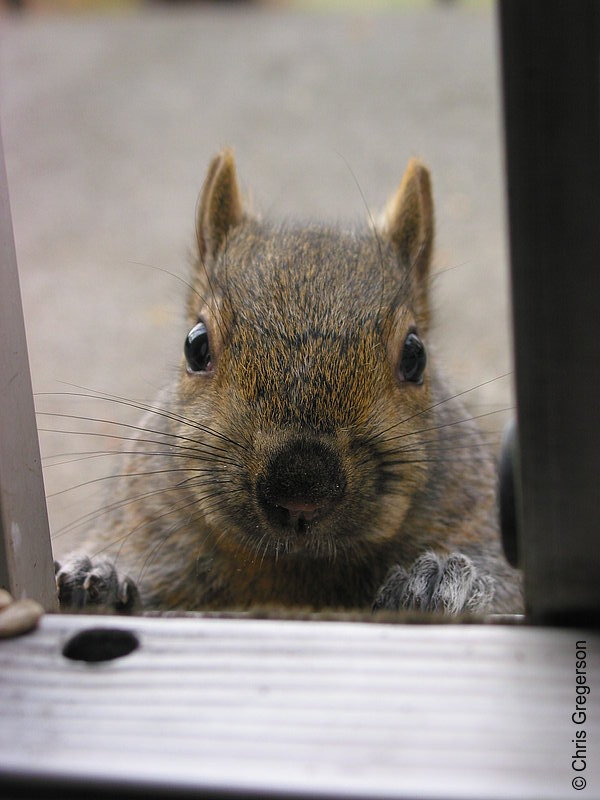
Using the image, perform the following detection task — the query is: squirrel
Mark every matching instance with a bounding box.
[55,148,522,616]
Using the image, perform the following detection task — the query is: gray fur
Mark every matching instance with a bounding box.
[373,552,495,615]
[55,556,140,613]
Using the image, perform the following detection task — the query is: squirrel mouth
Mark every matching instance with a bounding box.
[271,499,324,532]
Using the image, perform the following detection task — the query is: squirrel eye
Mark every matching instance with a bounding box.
[184,321,212,374]
[398,331,426,384]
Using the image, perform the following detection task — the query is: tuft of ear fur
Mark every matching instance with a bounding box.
[196,148,244,261]
[380,158,434,330]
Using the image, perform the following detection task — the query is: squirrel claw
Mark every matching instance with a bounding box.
[373,552,495,616]
[55,555,140,614]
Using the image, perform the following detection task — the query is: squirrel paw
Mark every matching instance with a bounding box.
[373,552,495,615]
[55,556,140,613]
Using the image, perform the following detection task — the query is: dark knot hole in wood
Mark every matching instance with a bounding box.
[62,628,140,663]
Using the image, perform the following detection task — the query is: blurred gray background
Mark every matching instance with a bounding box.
[0,2,513,557]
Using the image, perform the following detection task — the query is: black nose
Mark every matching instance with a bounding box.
[256,437,347,532]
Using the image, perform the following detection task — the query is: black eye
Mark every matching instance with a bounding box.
[398,332,426,384]
[184,321,212,374]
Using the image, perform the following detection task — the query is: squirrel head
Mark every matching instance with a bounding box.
[179,149,436,562]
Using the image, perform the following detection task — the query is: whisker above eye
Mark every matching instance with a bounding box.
[373,372,513,442]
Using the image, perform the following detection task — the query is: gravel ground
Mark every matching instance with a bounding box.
[0,4,513,555]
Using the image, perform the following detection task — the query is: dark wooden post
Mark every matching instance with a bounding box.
[499,1,600,623]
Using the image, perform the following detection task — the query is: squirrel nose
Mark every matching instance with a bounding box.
[256,437,346,532]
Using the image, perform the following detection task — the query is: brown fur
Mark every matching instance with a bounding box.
[67,149,522,614]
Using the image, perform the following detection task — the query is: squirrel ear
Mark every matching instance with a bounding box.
[196,148,244,261]
[380,158,434,329]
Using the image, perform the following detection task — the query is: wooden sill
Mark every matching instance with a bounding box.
[1,613,598,799]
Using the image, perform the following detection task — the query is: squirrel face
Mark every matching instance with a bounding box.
[178,150,436,563]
